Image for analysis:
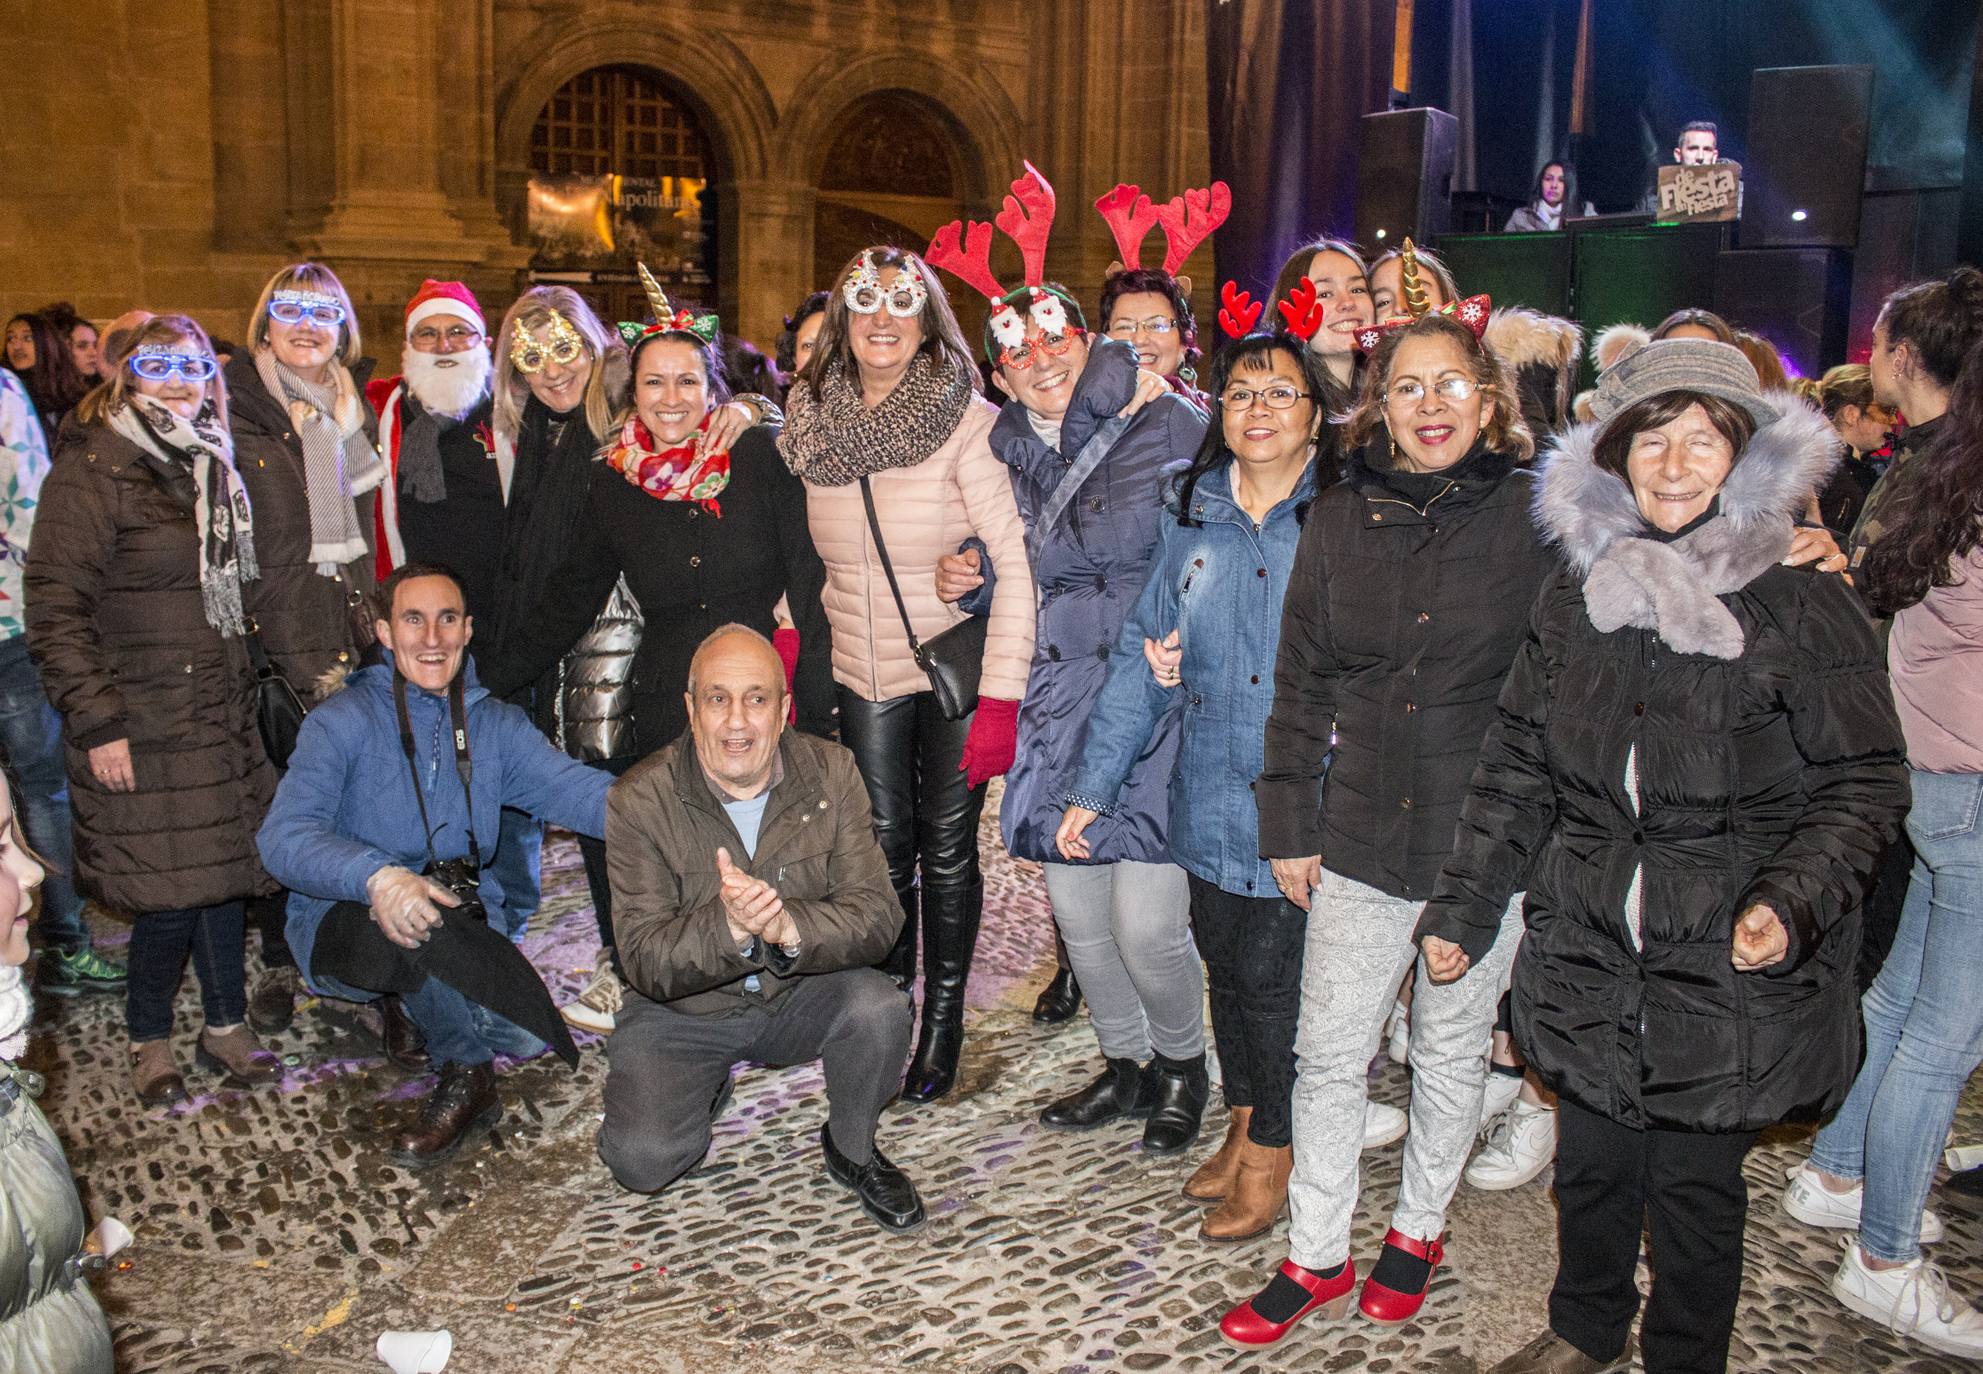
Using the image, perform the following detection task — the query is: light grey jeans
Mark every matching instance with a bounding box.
[1286,868,1524,1270]
[1043,859,1204,1062]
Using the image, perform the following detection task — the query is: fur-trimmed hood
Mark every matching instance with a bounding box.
[1486,307,1582,371]
[1534,395,1842,657]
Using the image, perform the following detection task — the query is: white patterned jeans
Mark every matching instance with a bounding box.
[1286,868,1524,1270]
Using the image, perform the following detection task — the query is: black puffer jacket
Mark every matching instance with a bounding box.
[1416,400,1908,1132]
[1258,442,1557,899]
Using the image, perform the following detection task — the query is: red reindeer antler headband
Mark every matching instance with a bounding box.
[927,161,1089,363]
[1216,279,1327,342]
[1095,181,1231,275]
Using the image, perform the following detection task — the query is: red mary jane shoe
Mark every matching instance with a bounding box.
[1220,1257,1359,1346]
[1358,1228,1446,1324]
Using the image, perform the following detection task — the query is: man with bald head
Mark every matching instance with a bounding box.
[598,625,924,1230]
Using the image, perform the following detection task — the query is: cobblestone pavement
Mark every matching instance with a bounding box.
[23,793,1983,1373]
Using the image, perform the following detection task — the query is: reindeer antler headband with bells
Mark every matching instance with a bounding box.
[925,161,1089,365]
[617,262,720,350]
[1352,238,1492,353]
[1093,180,1232,297]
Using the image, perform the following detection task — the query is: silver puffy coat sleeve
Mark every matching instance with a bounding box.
[0,1070,115,1374]
[558,573,642,762]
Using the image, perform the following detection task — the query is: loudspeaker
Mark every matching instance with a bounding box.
[1741,65,1874,249]
[1571,225,1728,388]
[1713,247,1853,378]
[1431,231,1573,318]
[1356,108,1459,249]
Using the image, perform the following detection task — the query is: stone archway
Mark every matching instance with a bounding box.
[494,18,777,329]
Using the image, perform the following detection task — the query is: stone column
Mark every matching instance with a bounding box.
[721,181,818,351]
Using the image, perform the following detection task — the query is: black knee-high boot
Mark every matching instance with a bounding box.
[900,877,981,1103]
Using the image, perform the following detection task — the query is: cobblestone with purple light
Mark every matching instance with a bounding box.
[22,791,1982,1372]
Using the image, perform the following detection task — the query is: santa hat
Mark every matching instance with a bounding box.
[405,279,484,337]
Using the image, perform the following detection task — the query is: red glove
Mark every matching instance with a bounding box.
[959,697,1019,788]
[773,627,800,724]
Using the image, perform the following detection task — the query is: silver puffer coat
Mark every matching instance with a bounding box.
[0,1065,114,1374]
[557,575,642,762]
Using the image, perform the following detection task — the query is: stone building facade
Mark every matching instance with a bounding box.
[3,0,1211,357]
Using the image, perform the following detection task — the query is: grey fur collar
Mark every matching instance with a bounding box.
[1534,397,1841,658]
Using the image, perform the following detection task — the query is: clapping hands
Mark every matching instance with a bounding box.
[717,847,796,949]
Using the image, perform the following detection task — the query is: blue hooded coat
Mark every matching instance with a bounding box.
[257,654,612,987]
[989,339,1206,864]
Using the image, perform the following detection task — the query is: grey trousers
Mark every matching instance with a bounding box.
[597,967,912,1193]
[1286,868,1524,1270]
[1043,859,1205,1062]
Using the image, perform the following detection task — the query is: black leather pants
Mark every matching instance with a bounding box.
[838,687,985,1100]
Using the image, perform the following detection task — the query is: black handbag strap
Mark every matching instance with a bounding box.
[858,475,926,661]
[242,618,279,681]
[393,672,480,874]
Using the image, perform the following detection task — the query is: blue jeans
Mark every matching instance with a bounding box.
[127,902,246,1040]
[487,807,543,932]
[1809,768,1983,1262]
[0,636,88,952]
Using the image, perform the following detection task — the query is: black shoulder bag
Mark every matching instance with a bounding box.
[859,475,987,720]
[244,619,308,771]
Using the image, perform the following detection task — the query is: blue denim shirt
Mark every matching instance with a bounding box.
[1068,458,1322,897]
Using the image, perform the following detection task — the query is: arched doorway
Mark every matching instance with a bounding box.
[812,91,985,339]
[525,65,718,325]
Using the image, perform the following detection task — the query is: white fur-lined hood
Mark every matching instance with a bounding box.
[1535,393,1842,575]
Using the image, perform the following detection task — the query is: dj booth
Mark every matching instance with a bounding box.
[1431,216,1852,387]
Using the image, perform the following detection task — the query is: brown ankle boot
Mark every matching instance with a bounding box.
[1201,1140,1292,1242]
[1183,1106,1252,1203]
[393,1062,501,1168]
[196,1023,283,1088]
[130,1039,188,1107]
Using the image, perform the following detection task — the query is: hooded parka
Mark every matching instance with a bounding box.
[1415,400,1909,1132]
[25,423,276,912]
[990,340,1205,863]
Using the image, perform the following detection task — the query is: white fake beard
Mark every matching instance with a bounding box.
[402,343,492,419]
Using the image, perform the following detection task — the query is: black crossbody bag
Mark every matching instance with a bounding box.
[858,475,987,720]
[243,619,307,771]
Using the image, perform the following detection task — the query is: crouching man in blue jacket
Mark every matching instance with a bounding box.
[258,562,612,1166]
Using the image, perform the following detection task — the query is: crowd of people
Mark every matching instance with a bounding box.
[2,161,1980,1373]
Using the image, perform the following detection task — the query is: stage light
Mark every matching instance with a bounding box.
[1790,209,1809,222]
[1375,227,1388,240]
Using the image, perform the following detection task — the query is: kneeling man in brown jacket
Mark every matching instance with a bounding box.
[598,624,923,1230]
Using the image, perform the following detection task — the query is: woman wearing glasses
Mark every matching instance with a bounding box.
[1098,269,1206,411]
[1225,310,1549,1343]
[224,263,384,1035]
[778,247,1035,1105]
[1060,325,1334,1243]
[25,315,281,1105]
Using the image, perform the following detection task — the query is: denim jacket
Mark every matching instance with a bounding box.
[1068,457,1322,897]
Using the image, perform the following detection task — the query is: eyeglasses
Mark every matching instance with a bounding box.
[998,330,1084,372]
[1220,385,1310,412]
[511,335,585,374]
[1387,377,1478,405]
[410,323,485,352]
[268,297,347,328]
[127,351,217,383]
[1107,316,1177,338]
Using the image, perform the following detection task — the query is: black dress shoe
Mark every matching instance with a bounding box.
[1032,968,1082,1024]
[392,1062,500,1168]
[1141,1053,1210,1155]
[245,967,299,1036]
[380,995,431,1072]
[1040,1056,1155,1129]
[820,1124,926,1232]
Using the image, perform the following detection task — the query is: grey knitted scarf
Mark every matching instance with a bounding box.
[253,349,382,573]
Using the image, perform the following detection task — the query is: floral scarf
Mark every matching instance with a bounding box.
[604,415,730,515]
[777,354,976,487]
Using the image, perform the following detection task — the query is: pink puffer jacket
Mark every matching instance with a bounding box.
[803,398,1035,703]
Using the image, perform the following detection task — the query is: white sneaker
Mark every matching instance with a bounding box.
[1385,998,1411,1066]
[1464,1100,1556,1190]
[1363,1101,1409,1150]
[1782,1161,1945,1245]
[1478,1070,1524,1132]
[561,962,623,1034]
[1832,1241,1983,1358]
